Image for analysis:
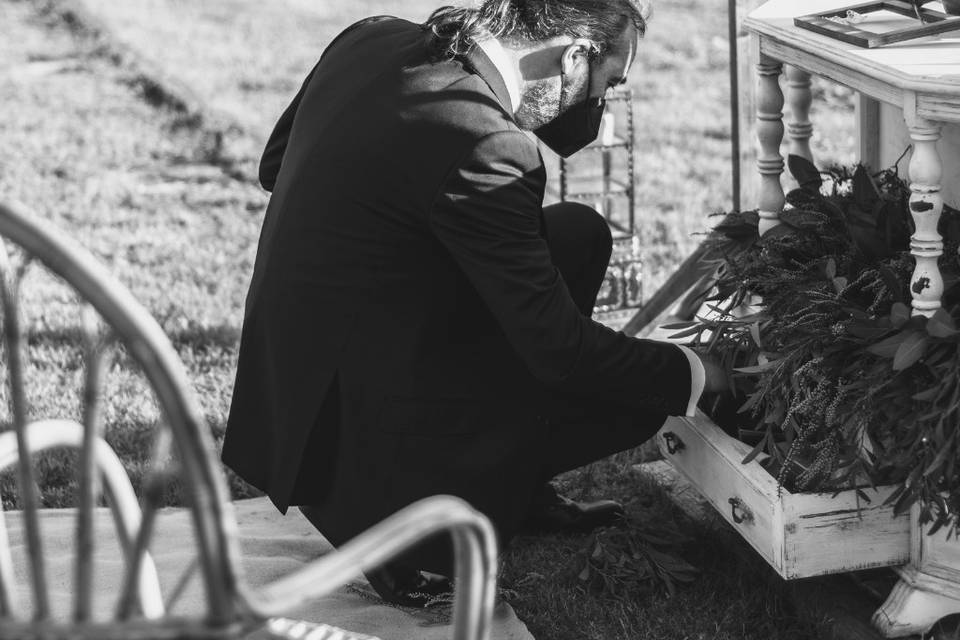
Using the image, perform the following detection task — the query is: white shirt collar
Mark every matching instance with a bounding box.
[475,36,521,115]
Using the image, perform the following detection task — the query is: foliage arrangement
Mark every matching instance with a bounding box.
[673,154,960,535]
[574,515,698,598]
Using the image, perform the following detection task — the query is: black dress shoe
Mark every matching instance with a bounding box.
[364,562,453,608]
[522,487,626,534]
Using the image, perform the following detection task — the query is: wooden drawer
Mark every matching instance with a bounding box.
[657,413,910,579]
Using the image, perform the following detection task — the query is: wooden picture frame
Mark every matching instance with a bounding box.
[795,0,960,48]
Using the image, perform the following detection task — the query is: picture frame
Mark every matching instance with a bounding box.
[794,0,960,48]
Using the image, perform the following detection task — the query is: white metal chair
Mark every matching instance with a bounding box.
[0,200,497,640]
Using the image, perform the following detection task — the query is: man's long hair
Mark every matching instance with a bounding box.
[424,0,651,61]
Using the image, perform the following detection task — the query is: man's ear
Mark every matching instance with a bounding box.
[560,38,592,75]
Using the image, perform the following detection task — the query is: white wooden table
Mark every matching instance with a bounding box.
[742,1,960,636]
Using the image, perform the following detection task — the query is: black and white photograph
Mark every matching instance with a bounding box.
[1,0,959,638]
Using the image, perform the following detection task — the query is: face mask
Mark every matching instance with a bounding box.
[534,62,606,158]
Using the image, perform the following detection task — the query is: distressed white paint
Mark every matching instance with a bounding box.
[755,53,785,236]
[658,415,909,579]
[907,121,945,316]
[737,3,960,635]
[874,103,960,208]
[872,506,960,637]
[785,65,814,162]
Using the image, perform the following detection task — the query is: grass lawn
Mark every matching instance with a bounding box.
[76,0,859,294]
[0,0,867,636]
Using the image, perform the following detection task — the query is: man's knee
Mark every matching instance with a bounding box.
[581,205,613,256]
[545,201,613,254]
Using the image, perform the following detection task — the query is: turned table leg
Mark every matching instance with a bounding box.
[756,55,784,237]
[785,65,813,163]
[873,505,960,637]
[906,120,944,318]
[872,120,954,638]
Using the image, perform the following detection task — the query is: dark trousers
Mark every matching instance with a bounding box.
[539,202,667,481]
[302,202,667,577]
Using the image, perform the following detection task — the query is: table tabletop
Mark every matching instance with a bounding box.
[745,0,960,99]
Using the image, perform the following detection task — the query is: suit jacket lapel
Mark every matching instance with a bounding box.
[461,44,546,236]
[461,45,515,119]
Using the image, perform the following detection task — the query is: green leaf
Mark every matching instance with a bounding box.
[927,518,946,537]
[660,321,698,330]
[833,277,848,294]
[635,530,678,546]
[788,154,822,192]
[866,332,908,358]
[892,331,929,370]
[852,164,881,208]
[912,388,938,402]
[857,426,876,459]
[884,484,906,507]
[758,224,795,245]
[780,208,823,230]
[925,344,954,367]
[890,303,911,328]
[927,309,958,338]
[730,311,767,323]
[667,325,702,340]
[737,391,762,414]
[893,487,917,516]
[824,258,837,280]
[738,428,766,442]
[879,266,906,303]
[749,322,762,348]
[847,213,888,259]
[924,442,952,478]
[842,305,872,321]
[846,202,875,228]
[742,434,768,465]
[846,322,893,340]
[733,361,777,374]
[644,547,698,581]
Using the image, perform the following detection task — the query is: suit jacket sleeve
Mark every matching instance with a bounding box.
[428,131,693,416]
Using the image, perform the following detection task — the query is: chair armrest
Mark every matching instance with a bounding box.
[241,495,497,640]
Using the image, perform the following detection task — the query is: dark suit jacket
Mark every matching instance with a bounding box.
[222,16,692,567]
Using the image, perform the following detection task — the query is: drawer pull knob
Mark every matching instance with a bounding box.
[728,497,753,525]
[663,431,685,455]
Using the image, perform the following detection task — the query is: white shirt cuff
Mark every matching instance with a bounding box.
[676,345,705,417]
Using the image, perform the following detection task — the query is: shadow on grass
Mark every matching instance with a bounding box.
[500,452,827,640]
[0,318,255,512]
[4,421,828,639]
[18,321,240,352]
[0,415,262,512]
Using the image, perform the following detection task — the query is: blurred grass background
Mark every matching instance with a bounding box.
[0,0,863,636]
[75,0,859,294]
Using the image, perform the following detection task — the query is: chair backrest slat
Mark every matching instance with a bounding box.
[0,420,167,620]
[115,428,173,620]
[116,480,161,620]
[0,506,18,616]
[164,558,198,614]
[0,243,49,620]
[74,309,107,622]
[0,203,244,624]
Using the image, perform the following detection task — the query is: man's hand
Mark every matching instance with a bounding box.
[696,351,730,394]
